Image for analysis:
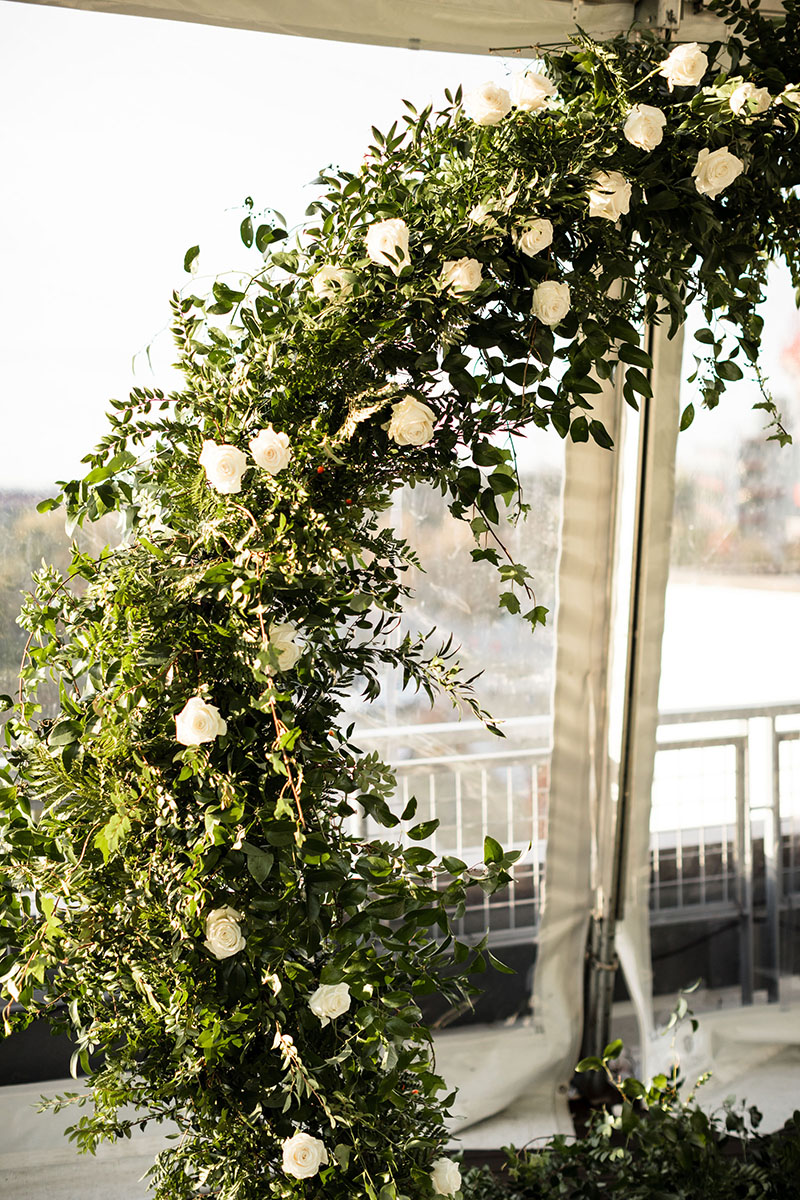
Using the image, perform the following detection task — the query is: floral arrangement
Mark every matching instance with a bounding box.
[1,1,799,1198]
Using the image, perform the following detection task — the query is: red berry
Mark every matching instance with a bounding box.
[317,465,325,475]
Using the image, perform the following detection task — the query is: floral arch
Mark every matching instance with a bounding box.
[2,1,800,1197]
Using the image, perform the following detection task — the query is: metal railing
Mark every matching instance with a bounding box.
[354,703,800,985]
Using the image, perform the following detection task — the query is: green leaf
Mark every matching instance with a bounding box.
[488,950,515,975]
[36,497,61,514]
[588,420,614,449]
[603,1038,623,1061]
[645,189,679,211]
[575,1056,604,1073]
[406,819,439,841]
[358,793,399,828]
[618,343,653,369]
[333,1145,351,1170]
[240,216,254,248]
[624,366,653,397]
[93,812,131,864]
[400,795,417,822]
[483,835,503,864]
[244,847,274,884]
[717,359,743,381]
[607,316,640,344]
[570,415,589,443]
[524,605,548,627]
[49,720,81,747]
[679,402,695,431]
[183,244,200,273]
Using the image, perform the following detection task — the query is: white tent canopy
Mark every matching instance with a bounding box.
[14,0,770,54]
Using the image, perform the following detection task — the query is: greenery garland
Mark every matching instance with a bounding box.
[1,1,799,1197]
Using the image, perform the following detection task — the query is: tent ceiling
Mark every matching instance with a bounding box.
[11,0,767,55]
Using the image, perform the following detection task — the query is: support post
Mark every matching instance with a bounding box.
[581,320,682,1068]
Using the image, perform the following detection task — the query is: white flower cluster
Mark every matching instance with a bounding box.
[464,69,557,126]
[198,425,292,495]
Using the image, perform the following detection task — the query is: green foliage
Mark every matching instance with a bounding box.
[1,1,799,1196]
[463,1044,800,1200]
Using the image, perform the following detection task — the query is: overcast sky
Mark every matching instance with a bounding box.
[1,2,798,494]
[0,1,528,492]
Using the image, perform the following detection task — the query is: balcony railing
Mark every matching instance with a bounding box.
[354,702,800,1000]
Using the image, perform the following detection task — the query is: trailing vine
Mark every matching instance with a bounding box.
[1,2,799,1198]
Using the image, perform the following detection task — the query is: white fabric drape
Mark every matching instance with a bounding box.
[530,371,625,1117]
[616,326,682,1076]
[15,0,745,54]
[17,0,636,53]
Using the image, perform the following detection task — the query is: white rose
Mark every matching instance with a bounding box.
[249,425,292,476]
[308,982,351,1026]
[281,1131,328,1180]
[513,218,554,257]
[175,696,227,746]
[692,146,745,198]
[366,217,410,275]
[311,264,355,300]
[587,171,632,221]
[511,70,557,113]
[431,1158,462,1196]
[198,440,248,494]
[440,257,483,295]
[729,82,771,115]
[384,397,436,447]
[532,281,571,327]
[623,104,667,150]
[266,621,302,672]
[468,198,501,228]
[778,83,800,108]
[203,906,245,960]
[658,42,708,91]
[463,81,512,126]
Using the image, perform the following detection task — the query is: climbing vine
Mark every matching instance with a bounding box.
[1,1,799,1198]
